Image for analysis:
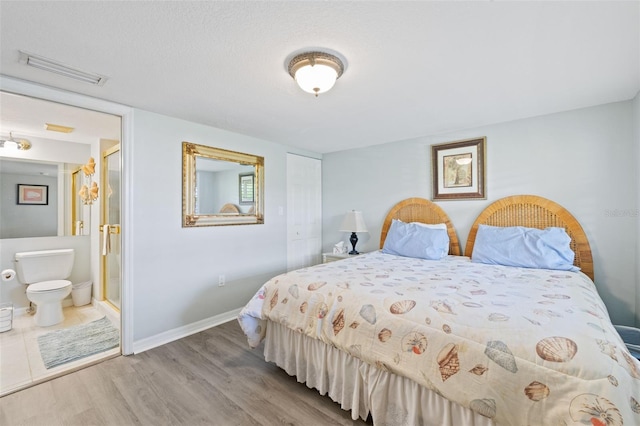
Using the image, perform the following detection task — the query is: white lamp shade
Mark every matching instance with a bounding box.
[340,211,368,233]
[294,64,338,95]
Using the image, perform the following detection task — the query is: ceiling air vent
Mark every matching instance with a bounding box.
[18,51,108,86]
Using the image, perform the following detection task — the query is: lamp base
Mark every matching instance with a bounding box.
[349,232,359,255]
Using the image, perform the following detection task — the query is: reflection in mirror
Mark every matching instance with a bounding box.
[195,157,255,215]
[183,142,264,226]
[71,167,91,235]
[0,158,85,238]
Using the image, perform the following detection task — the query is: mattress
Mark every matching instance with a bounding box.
[239,251,640,425]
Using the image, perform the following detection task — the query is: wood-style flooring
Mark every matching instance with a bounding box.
[0,319,372,426]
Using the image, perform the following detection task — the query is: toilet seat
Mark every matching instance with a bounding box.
[27,280,72,293]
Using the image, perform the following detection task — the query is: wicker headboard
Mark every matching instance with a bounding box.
[380,198,461,256]
[219,203,240,214]
[465,195,594,280]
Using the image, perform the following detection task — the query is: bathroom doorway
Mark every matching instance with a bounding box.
[0,88,125,396]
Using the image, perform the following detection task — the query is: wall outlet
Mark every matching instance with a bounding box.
[218,275,225,287]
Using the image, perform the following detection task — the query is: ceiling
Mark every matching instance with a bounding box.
[0,91,121,145]
[0,1,638,154]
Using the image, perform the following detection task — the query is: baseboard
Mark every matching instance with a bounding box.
[132,308,242,354]
[12,306,28,316]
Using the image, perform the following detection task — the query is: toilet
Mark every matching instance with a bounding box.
[15,249,74,327]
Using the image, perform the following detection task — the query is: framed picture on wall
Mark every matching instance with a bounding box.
[17,184,49,205]
[239,173,255,205]
[431,137,486,200]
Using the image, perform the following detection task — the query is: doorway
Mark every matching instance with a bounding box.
[0,88,125,396]
[1,76,133,356]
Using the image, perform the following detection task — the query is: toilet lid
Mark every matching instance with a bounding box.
[28,280,72,292]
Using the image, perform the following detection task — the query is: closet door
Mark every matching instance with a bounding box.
[287,154,322,271]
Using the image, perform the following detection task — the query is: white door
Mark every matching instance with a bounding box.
[287,154,322,271]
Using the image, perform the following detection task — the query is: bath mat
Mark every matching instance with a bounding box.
[37,316,119,369]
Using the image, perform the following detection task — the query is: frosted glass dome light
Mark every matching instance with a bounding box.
[288,51,344,97]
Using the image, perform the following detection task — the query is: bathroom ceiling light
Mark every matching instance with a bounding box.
[45,123,75,133]
[288,51,344,97]
[19,51,108,86]
[0,132,31,151]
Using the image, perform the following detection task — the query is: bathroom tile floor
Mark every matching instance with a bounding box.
[0,304,120,397]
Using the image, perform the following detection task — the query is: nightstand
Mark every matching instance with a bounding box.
[322,252,360,263]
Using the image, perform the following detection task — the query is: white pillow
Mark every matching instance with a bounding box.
[412,222,447,230]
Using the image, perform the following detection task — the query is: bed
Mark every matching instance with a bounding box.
[238,196,639,425]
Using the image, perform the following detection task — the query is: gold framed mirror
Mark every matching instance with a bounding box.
[182,142,264,227]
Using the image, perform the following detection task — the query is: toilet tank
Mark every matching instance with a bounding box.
[14,249,75,284]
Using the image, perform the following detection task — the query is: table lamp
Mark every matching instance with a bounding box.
[340,210,368,255]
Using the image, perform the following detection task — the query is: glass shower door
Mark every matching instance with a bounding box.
[101,145,121,310]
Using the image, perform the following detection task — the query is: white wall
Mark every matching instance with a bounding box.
[129,109,319,341]
[323,100,638,326]
[634,91,640,327]
[0,173,57,238]
[0,137,91,165]
[196,170,218,213]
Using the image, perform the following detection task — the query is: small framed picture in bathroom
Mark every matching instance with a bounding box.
[17,184,48,205]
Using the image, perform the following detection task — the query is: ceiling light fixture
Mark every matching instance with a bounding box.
[288,51,344,97]
[19,51,108,86]
[0,132,32,151]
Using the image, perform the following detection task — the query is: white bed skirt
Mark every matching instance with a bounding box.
[264,321,494,426]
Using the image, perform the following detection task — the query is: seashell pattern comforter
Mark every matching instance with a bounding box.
[238,251,640,425]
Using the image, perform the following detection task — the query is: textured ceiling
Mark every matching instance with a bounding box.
[0,1,638,154]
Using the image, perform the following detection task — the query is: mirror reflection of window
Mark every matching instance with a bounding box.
[239,172,254,205]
